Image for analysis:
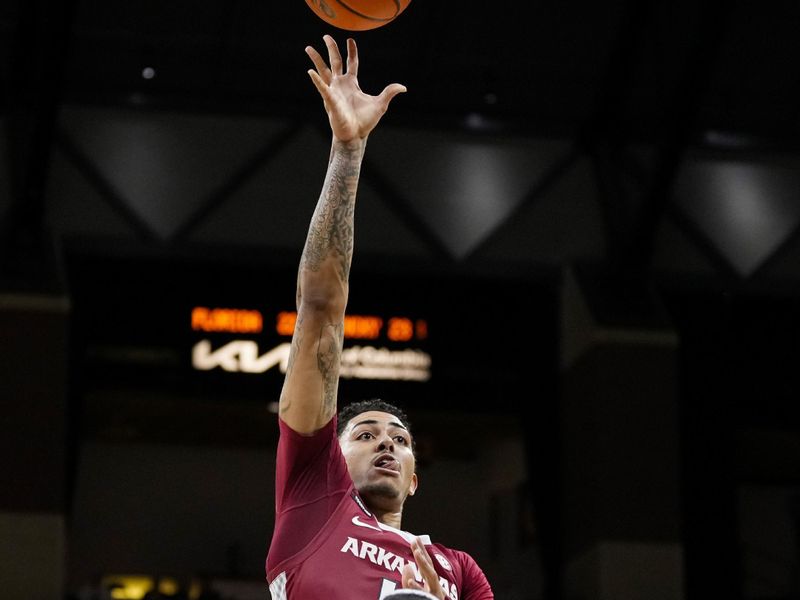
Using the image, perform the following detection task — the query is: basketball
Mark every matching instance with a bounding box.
[305,0,412,31]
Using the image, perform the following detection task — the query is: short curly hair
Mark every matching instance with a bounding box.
[337,399,413,443]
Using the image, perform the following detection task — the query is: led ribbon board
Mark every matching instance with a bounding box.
[191,307,431,382]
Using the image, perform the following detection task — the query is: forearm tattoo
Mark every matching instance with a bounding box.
[318,322,344,416]
[279,313,305,414]
[300,141,363,282]
[279,318,344,419]
[284,141,363,418]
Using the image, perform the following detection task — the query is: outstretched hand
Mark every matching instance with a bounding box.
[306,35,406,142]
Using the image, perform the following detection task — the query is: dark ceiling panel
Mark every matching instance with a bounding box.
[59,106,292,240]
[188,124,432,259]
[699,1,800,138]
[369,128,572,259]
[59,0,626,133]
[475,157,605,266]
[652,214,719,277]
[4,0,800,284]
[1,0,796,138]
[673,153,800,277]
[759,231,800,283]
[45,146,138,241]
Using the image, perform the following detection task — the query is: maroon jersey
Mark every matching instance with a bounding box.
[266,417,494,600]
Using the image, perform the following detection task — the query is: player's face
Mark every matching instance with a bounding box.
[339,411,418,509]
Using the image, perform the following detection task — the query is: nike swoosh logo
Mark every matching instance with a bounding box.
[352,516,383,532]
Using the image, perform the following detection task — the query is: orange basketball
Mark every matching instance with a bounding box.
[305,0,412,31]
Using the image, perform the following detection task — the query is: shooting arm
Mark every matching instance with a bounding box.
[276,36,404,434]
[278,138,365,434]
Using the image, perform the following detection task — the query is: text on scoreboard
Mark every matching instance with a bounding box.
[190,307,431,382]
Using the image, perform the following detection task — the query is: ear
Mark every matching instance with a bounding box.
[407,472,419,497]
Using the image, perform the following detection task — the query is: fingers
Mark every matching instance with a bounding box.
[323,34,343,75]
[402,563,422,590]
[412,538,437,582]
[305,45,332,85]
[307,69,331,103]
[305,35,406,134]
[346,38,358,77]
[378,82,408,105]
[409,538,444,598]
[306,36,357,85]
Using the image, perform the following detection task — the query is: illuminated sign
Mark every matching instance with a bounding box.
[191,307,431,382]
[72,256,553,413]
[193,340,290,373]
[191,307,263,333]
[339,345,431,381]
[276,311,428,342]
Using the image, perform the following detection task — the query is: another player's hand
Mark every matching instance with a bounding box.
[306,35,406,142]
[401,538,446,599]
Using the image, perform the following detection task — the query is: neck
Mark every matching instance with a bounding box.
[357,486,408,529]
[374,508,403,530]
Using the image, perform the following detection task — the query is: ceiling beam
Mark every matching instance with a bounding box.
[630,0,737,275]
[1,0,77,289]
[583,0,736,280]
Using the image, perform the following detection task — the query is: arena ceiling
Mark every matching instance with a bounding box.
[2,0,800,307]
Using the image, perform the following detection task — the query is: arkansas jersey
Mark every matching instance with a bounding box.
[266,417,494,600]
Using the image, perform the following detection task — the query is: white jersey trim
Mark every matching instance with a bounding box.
[269,571,287,600]
[376,521,432,546]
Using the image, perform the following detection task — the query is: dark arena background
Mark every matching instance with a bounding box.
[2,1,800,600]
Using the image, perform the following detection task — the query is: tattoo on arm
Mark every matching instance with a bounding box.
[300,141,362,283]
[317,322,344,419]
[279,315,305,415]
[279,319,343,420]
[282,141,362,422]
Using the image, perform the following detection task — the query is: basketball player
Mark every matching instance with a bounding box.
[265,36,494,600]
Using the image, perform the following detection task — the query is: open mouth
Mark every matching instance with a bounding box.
[373,454,400,473]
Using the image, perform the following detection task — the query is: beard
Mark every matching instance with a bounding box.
[359,482,400,499]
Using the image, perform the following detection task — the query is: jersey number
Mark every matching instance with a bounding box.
[379,579,398,599]
[379,576,458,599]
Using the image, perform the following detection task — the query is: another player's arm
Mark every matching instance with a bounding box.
[278,36,405,434]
